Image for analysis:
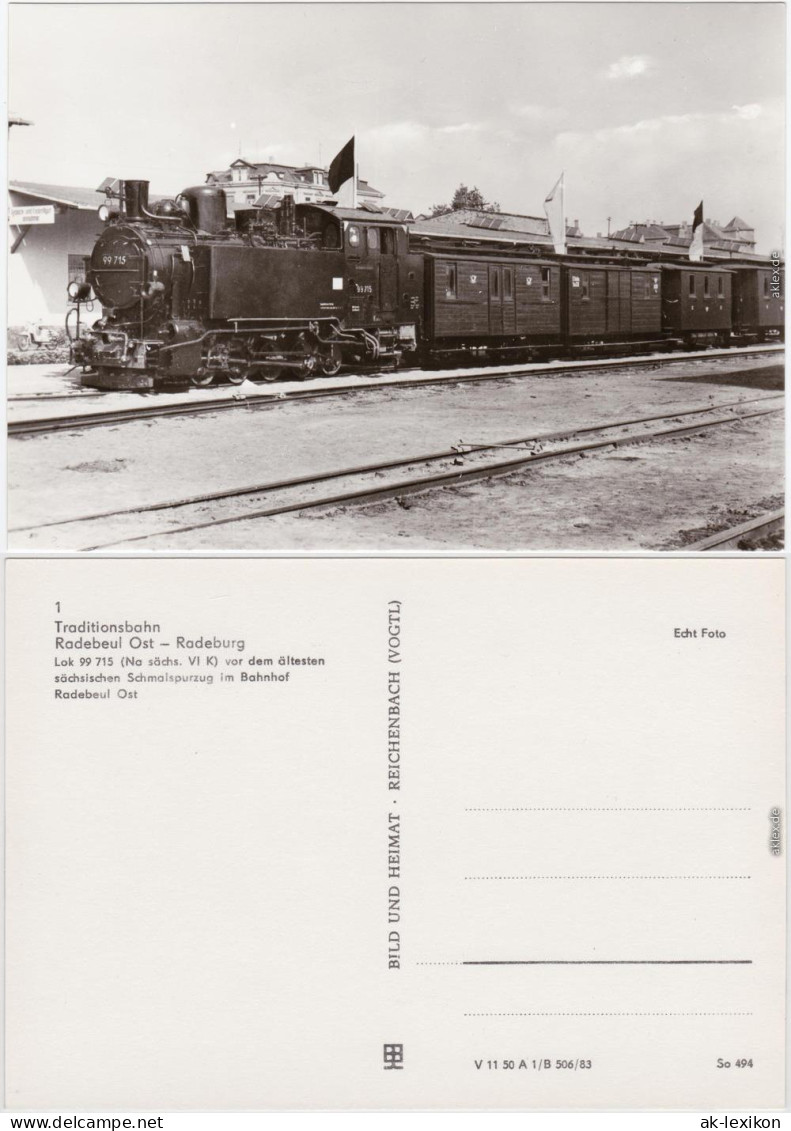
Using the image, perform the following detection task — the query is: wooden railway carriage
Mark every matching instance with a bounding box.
[424,256,562,348]
[423,252,663,358]
[730,264,784,338]
[660,265,732,343]
[562,263,662,341]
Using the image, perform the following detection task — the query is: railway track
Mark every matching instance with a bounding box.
[10,394,784,551]
[687,510,784,551]
[8,345,784,438]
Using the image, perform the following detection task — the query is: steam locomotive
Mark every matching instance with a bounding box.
[69,178,784,390]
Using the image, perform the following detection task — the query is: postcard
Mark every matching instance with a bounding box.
[5,556,785,1110]
[6,2,785,552]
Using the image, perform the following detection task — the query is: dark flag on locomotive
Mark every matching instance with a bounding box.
[328,136,355,194]
[689,200,704,262]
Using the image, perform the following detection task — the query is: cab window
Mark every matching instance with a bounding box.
[366,227,379,253]
[381,228,396,255]
[346,225,361,251]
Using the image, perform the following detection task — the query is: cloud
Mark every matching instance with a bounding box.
[552,100,784,250]
[437,122,483,135]
[555,102,779,150]
[361,120,431,148]
[604,55,652,80]
[510,103,567,123]
[732,103,762,120]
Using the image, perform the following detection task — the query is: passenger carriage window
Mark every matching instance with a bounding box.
[367,227,379,252]
[581,276,589,301]
[492,270,500,299]
[718,276,724,297]
[703,275,710,298]
[504,268,513,300]
[445,264,457,300]
[688,275,696,297]
[347,225,361,250]
[764,275,770,297]
[541,267,551,300]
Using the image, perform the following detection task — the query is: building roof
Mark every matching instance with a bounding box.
[611,222,673,242]
[9,180,107,210]
[613,215,756,252]
[418,208,582,239]
[723,216,752,232]
[10,180,171,213]
[207,158,384,198]
[307,205,412,226]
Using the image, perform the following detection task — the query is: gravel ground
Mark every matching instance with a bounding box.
[107,414,783,552]
[8,353,783,551]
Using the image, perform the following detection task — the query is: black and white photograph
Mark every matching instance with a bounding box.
[6,2,785,551]
[3,3,788,1124]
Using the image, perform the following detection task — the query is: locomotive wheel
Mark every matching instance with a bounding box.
[319,347,342,376]
[226,371,245,385]
[191,372,214,386]
[249,366,280,382]
[246,337,288,382]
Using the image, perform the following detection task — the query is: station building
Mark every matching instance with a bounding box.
[8,180,105,326]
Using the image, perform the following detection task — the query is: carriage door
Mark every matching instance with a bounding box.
[619,271,632,335]
[489,265,503,334]
[606,270,620,334]
[379,227,398,318]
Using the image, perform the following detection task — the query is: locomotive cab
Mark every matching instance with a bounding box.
[296,205,423,357]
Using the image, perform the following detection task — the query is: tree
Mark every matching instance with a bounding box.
[429,183,500,218]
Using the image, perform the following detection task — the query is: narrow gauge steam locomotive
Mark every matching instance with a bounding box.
[69,178,784,390]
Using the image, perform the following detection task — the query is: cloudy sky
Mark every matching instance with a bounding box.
[8,2,786,249]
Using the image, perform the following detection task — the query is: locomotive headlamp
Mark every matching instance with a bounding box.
[98,204,111,222]
[67,281,92,302]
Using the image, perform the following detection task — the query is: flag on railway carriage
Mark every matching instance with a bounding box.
[689,201,704,262]
[544,172,566,256]
[328,136,356,195]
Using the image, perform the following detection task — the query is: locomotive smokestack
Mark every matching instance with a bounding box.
[124,180,150,220]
